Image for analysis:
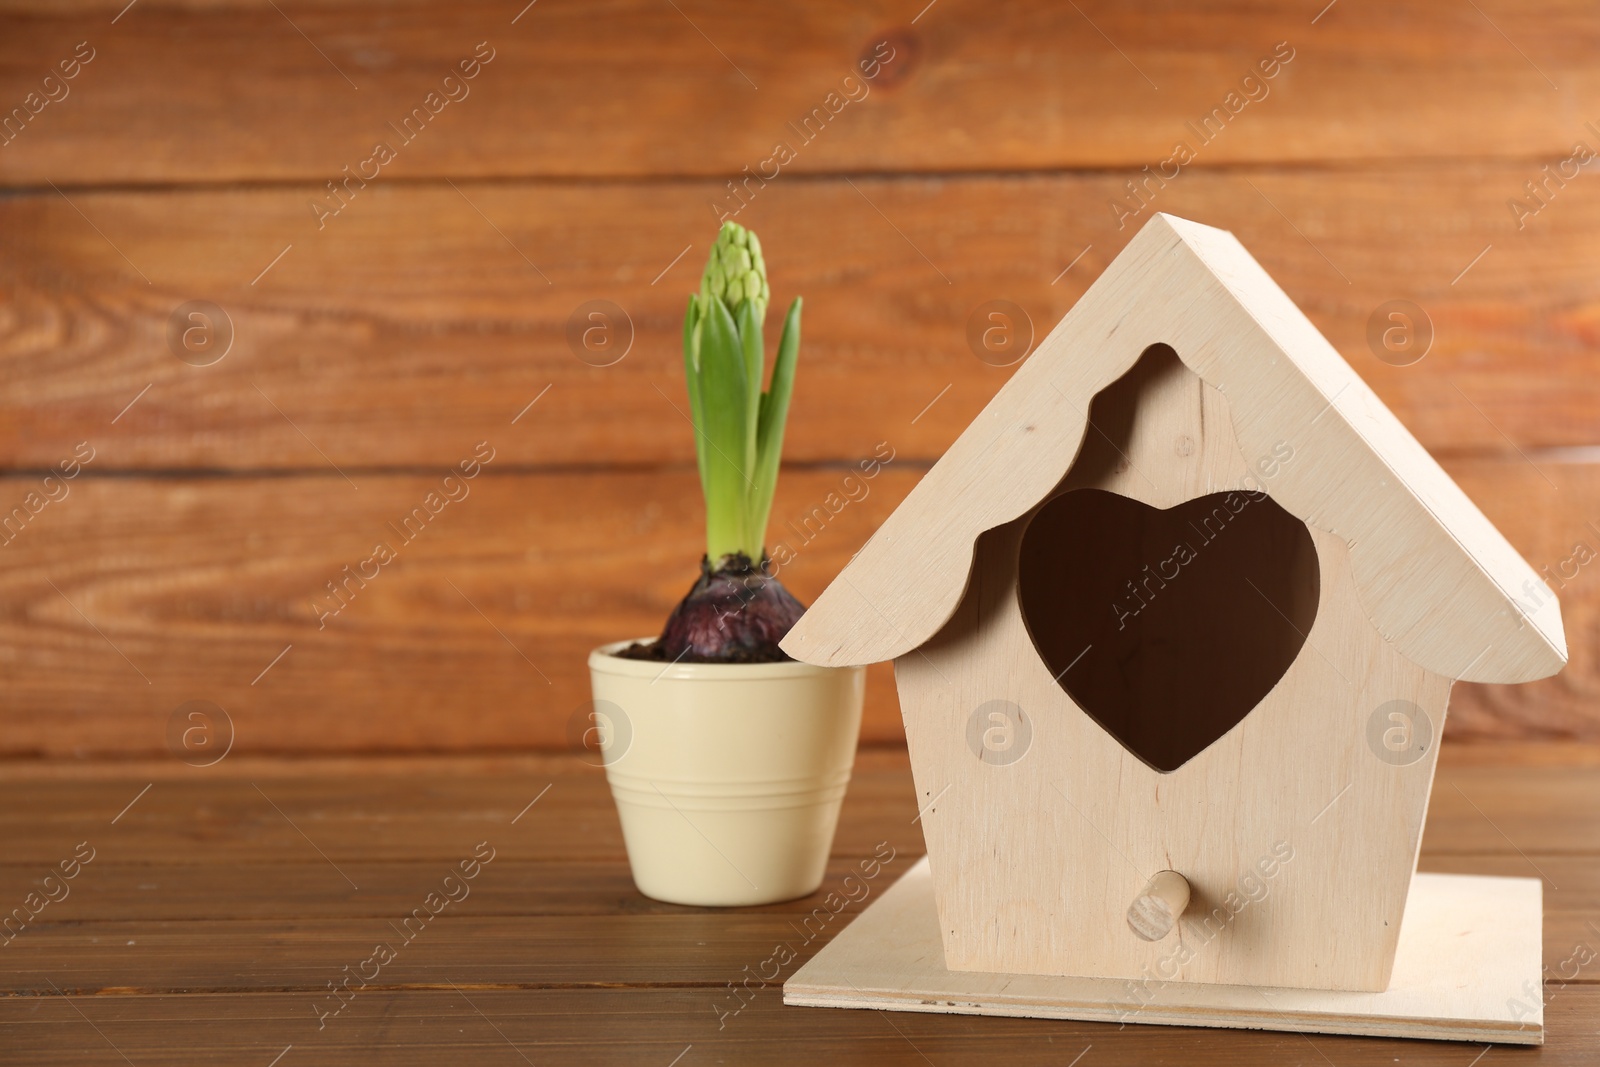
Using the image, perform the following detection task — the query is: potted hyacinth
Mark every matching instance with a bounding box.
[588,222,865,907]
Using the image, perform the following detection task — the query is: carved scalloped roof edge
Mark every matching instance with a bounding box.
[781,213,1566,684]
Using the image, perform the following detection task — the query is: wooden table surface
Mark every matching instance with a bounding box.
[3,744,1599,1065]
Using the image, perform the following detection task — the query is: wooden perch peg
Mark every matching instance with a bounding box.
[1127,870,1191,941]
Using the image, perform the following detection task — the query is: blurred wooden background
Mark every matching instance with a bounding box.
[1,0,1596,758]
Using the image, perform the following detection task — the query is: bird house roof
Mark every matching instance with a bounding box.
[782,213,1566,684]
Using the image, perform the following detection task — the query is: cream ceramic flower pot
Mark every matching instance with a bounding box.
[587,640,866,907]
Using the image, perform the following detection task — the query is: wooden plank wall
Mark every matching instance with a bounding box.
[1,0,1596,757]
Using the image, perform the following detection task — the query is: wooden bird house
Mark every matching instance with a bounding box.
[783,214,1565,1044]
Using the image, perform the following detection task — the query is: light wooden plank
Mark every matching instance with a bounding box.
[785,857,1546,1045]
[881,339,1445,990]
[786,214,1564,682]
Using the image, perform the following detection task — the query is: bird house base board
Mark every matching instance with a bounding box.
[784,857,1543,1045]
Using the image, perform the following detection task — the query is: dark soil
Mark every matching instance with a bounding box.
[616,553,806,664]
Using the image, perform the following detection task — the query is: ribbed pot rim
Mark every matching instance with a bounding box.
[588,638,858,681]
[606,768,854,795]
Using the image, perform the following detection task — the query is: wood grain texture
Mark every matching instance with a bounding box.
[2,1,1599,186]
[888,341,1454,991]
[786,858,1545,1044]
[1,0,1596,754]
[0,6,1596,1056]
[1126,870,1192,942]
[0,452,1596,757]
[2,751,1598,864]
[0,467,908,757]
[4,166,1600,473]
[1449,459,1600,740]
[786,214,1565,683]
[8,847,1596,924]
[0,750,1596,1064]
[7,988,1600,1066]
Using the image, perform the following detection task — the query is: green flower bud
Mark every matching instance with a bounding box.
[700,219,769,324]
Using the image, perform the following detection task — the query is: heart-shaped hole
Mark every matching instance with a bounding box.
[1018,488,1320,772]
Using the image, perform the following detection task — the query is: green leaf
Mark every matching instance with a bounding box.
[748,297,802,553]
[735,298,764,478]
[682,295,708,495]
[698,296,751,562]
